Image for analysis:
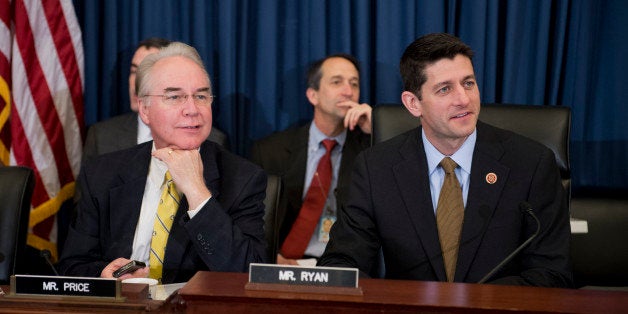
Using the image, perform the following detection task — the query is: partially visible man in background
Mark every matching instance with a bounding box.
[250,54,371,266]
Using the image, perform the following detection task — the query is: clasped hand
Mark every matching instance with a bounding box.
[152,147,212,210]
[338,101,372,134]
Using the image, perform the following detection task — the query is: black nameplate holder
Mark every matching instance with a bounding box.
[246,263,362,295]
[9,275,123,301]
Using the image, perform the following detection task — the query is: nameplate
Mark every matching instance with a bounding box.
[10,275,122,300]
[248,263,359,288]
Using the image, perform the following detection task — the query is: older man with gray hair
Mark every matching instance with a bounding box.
[59,42,267,284]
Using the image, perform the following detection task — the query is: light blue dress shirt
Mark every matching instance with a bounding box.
[423,129,477,213]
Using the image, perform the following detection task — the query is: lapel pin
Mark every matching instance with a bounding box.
[485,172,497,184]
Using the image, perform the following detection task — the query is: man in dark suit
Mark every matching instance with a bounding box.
[59,42,267,283]
[250,54,371,265]
[318,33,573,287]
[82,38,227,164]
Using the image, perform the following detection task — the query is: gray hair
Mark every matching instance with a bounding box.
[135,42,211,98]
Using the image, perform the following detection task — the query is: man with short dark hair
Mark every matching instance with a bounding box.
[318,33,573,287]
[251,54,371,266]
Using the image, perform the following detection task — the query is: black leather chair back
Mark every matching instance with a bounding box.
[0,166,35,284]
[372,104,571,194]
[263,174,283,263]
[570,194,628,288]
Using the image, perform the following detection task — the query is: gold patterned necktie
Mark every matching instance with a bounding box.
[149,171,180,282]
[436,157,465,282]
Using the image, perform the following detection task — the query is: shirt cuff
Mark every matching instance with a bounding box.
[187,197,211,219]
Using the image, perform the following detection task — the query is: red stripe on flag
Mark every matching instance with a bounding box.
[9,104,52,207]
[0,0,11,85]
[13,0,74,187]
[42,0,85,133]
[33,216,56,243]
[0,53,10,100]
[0,0,12,28]
[0,0,11,165]
[0,51,10,82]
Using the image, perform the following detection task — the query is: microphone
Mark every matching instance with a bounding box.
[40,249,60,276]
[477,201,540,284]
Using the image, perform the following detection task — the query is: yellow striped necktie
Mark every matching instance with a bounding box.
[149,171,180,282]
[436,157,464,282]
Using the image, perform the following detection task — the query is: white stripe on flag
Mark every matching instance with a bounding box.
[0,20,10,58]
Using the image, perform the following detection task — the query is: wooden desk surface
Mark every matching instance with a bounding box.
[0,283,161,313]
[170,271,628,313]
[3,273,627,313]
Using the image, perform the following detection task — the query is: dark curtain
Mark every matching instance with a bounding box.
[73,0,628,191]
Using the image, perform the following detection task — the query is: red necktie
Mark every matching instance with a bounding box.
[281,139,337,259]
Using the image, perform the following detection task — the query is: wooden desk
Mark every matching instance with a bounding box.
[168,272,628,313]
[3,273,627,313]
[0,283,161,313]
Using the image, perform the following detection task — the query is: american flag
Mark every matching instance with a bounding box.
[0,0,84,261]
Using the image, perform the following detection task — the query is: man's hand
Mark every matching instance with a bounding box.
[153,147,212,209]
[101,258,149,280]
[338,101,372,134]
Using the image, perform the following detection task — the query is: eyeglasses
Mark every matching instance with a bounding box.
[143,92,214,106]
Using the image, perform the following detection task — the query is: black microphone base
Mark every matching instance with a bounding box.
[17,246,58,276]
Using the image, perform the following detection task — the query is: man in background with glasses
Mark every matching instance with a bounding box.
[59,42,267,284]
[82,38,228,165]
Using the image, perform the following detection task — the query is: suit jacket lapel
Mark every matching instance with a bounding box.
[201,141,221,200]
[456,122,509,281]
[336,129,368,206]
[393,129,447,281]
[283,124,309,215]
[108,143,152,256]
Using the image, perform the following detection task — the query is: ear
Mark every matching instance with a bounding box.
[138,98,150,125]
[306,87,319,107]
[401,91,422,118]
